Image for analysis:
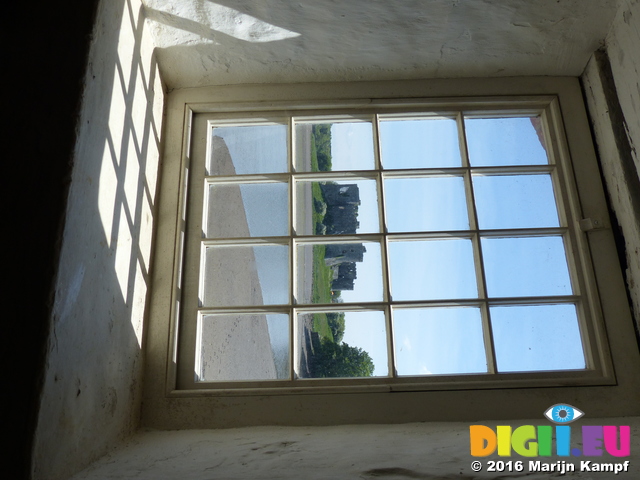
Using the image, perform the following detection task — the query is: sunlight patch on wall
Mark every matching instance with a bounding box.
[144,0,300,47]
[98,135,117,248]
[115,203,134,301]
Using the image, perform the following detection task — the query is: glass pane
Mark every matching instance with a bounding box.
[295,121,375,172]
[206,182,288,238]
[296,242,383,304]
[296,310,387,378]
[388,239,478,301]
[202,245,289,307]
[295,179,379,235]
[491,304,585,372]
[393,307,487,375]
[208,124,288,175]
[379,117,462,168]
[465,116,548,166]
[473,174,559,229]
[198,313,290,381]
[384,176,469,232]
[481,236,572,297]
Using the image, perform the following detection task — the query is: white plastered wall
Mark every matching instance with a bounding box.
[33,0,640,479]
[583,0,640,329]
[68,419,640,480]
[143,0,620,89]
[32,0,164,479]
[605,0,640,162]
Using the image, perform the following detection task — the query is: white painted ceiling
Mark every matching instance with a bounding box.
[142,0,621,89]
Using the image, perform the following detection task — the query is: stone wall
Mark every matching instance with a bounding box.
[31,1,164,478]
[68,419,640,479]
[582,0,640,337]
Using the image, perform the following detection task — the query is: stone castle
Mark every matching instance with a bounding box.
[320,183,365,291]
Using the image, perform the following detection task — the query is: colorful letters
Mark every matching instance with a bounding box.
[469,425,630,457]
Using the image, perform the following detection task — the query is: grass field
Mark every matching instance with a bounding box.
[308,134,335,341]
[311,244,334,341]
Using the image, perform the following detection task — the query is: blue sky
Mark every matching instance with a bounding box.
[330,117,583,376]
[213,116,586,378]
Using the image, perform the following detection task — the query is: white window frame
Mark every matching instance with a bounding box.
[142,78,640,429]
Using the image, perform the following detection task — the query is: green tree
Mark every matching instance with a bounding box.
[310,338,374,378]
[312,124,332,171]
[326,312,346,343]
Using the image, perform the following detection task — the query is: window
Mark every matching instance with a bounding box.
[144,79,638,427]
[174,96,612,392]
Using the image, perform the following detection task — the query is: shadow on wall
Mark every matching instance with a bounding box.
[32,0,164,479]
[142,0,618,89]
[143,0,305,88]
[144,2,301,44]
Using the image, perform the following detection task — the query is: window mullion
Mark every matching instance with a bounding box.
[289,115,296,380]
[458,112,498,375]
[375,113,396,378]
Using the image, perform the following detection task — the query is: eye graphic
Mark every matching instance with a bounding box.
[544,404,584,424]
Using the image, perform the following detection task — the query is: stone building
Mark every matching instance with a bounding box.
[320,183,361,235]
[324,243,366,291]
[324,243,366,266]
[331,262,358,291]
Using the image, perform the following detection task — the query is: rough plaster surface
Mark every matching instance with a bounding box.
[142,0,620,90]
[32,0,164,479]
[582,0,640,334]
[70,420,640,479]
[607,0,640,175]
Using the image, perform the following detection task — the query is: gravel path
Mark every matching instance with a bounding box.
[198,136,277,382]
